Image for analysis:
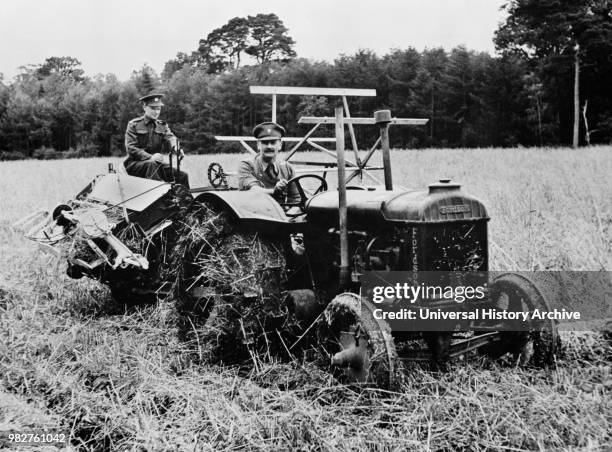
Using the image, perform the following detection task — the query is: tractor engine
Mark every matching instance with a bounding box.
[304,179,489,292]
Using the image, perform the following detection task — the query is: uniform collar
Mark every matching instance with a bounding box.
[143,115,156,125]
[256,154,277,167]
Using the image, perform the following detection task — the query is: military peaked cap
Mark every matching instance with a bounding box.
[253,122,286,139]
[139,93,164,107]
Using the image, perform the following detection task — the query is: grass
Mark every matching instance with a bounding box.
[0,146,611,450]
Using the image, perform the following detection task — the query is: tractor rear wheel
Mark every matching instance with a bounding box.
[318,292,403,390]
[173,204,298,363]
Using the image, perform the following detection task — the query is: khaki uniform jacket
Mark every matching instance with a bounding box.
[238,155,295,189]
[124,115,176,163]
[238,155,299,203]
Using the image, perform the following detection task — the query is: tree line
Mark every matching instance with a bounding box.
[0,3,610,160]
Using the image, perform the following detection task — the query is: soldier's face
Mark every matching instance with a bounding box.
[257,138,282,163]
[143,105,161,120]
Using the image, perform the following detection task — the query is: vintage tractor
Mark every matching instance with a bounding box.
[20,109,560,390]
[180,170,559,388]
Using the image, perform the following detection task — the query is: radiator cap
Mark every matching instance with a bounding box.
[429,178,461,193]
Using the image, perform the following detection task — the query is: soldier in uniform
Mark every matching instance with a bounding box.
[237,121,298,203]
[124,93,189,187]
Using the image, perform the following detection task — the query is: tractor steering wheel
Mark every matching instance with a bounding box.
[280,174,328,216]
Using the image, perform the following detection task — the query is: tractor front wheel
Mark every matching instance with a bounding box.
[318,292,403,390]
[481,273,560,366]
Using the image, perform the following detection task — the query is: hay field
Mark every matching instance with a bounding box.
[0,146,611,450]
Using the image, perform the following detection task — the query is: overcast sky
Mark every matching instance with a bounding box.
[0,0,507,81]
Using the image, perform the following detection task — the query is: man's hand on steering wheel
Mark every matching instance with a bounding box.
[273,179,288,196]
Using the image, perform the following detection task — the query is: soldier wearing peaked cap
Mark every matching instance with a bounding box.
[237,122,299,203]
[123,93,189,187]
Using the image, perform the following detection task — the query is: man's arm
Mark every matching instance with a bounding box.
[160,122,178,151]
[125,121,152,161]
[238,160,287,195]
[237,160,264,190]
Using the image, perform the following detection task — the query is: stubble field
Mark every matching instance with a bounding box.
[0,146,611,451]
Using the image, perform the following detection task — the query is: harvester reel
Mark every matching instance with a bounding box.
[318,292,403,390]
[483,273,560,366]
[207,162,228,189]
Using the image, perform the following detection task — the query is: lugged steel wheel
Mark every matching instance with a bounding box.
[482,273,560,366]
[173,203,297,363]
[194,231,294,363]
[318,292,403,390]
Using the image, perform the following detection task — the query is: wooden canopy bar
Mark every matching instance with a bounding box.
[292,167,384,174]
[215,136,336,142]
[215,135,336,156]
[299,117,429,125]
[290,160,337,166]
[250,86,376,97]
[212,166,384,177]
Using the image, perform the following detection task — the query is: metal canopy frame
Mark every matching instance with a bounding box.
[296,114,429,184]
[213,86,428,184]
[215,86,375,158]
[249,85,376,165]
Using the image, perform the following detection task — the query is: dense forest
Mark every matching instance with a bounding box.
[1,1,611,160]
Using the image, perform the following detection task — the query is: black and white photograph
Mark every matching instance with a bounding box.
[0,0,611,450]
